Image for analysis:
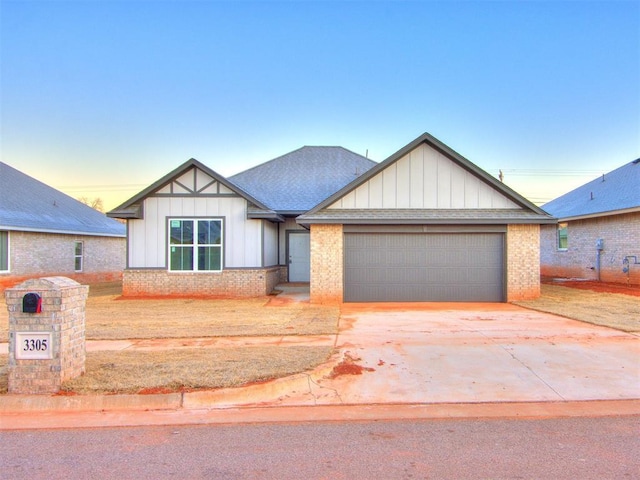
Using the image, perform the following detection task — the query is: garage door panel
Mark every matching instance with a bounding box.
[344,233,504,302]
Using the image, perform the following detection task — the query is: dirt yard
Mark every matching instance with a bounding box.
[515,281,640,334]
[0,280,637,394]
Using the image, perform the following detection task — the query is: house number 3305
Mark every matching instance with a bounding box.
[23,338,48,351]
[15,333,53,360]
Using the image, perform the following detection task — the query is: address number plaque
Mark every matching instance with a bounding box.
[15,332,53,360]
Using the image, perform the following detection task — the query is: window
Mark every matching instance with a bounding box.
[169,219,222,271]
[557,223,568,250]
[74,241,84,272]
[0,231,8,272]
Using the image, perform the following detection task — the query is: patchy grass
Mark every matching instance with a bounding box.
[61,346,334,395]
[84,295,339,340]
[515,284,640,333]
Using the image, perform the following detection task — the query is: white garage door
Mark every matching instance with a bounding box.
[344,233,505,302]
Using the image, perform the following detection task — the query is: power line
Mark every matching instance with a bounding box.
[54,184,147,192]
[494,171,603,177]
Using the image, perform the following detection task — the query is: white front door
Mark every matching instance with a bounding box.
[288,232,310,282]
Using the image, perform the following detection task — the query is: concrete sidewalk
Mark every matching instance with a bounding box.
[1,296,639,430]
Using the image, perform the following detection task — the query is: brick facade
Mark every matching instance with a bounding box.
[5,277,88,394]
[0,230,125,291]
[123,267,280,298]
[309,224,343,304]
[309,223,541,303]
[506,224,541,301]
[541,211,640,285]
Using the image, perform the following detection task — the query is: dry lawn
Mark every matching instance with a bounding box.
[515,284,640,333]
[61,346,332,395]
[84,295,339,340]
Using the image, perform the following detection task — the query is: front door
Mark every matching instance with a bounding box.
[288,232,310,282]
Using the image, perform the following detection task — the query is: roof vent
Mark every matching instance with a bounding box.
[633,158,640,164]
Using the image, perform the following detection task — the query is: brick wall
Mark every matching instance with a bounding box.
[540,212,640,285]
[309,224,343,304]
[123,267,280,297]
[1,231,125,290]
[506,224,541,301]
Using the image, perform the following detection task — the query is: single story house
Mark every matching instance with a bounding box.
[540,159,640,285]
[0,162,127,290]
[108,133,555,303]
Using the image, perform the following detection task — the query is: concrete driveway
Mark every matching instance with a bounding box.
[187,302,640,408]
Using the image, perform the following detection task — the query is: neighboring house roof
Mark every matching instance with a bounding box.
[0,162,126,237]
[542,159,640,221]
[298,132,555,225]
[229,146,377,214]
[108,158,283,222]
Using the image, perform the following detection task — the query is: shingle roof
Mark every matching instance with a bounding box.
[297,208,556,225]
[542,159,640,220]
[229,146,377,213]
[1,162,126,237]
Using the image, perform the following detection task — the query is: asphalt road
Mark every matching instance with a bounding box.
[1,415,638,479]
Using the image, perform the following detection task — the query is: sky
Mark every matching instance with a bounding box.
[1,0,639,211]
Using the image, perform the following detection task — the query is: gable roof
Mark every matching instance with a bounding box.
[107,158,283,222]
[229,146,377,214]
[0,162,126,237]
[542,159,640,220]
[298,132,555,225]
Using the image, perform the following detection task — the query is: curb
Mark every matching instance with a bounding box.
[0,392,182,413]
[2,400,639,432]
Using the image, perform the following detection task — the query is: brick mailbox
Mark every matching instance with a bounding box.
[4,277,88,394]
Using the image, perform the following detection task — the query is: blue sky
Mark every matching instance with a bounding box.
[2,0,639,210]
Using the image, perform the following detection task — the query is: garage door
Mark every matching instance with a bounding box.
[344,233,504,302]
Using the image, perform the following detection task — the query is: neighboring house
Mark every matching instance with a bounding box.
[0,162,126,290]
[540,159,640,285]
[108,133,555,303]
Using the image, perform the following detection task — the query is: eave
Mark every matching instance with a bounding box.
[557,206,640,222]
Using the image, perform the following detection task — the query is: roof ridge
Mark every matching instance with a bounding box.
[229,145,374,180]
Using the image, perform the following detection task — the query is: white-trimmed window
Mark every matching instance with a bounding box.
[0,231,9,272]
[74,241,84,272]
[557,223,568,250]
[169,219,223,271]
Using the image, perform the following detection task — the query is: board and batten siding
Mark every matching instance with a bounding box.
[127,195,264,269]
[328,143,519,210]
[263,220,279,267]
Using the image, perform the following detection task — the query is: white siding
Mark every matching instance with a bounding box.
[263,221,278,267]
[128,195,262,268]
[328,143,519,210]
